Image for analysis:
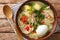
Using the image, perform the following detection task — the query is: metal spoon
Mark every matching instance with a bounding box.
[3,5,23,40]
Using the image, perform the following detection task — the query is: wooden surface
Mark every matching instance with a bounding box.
[0,0,60,40]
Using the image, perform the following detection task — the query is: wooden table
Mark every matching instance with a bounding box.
[0,0,60,40]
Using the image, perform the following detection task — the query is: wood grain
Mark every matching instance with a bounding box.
[0,0,60,40]
[46,33,60,40]
[52,3,60,10]
[58,18,60,26]
[0,0,60,4]
[45,0,56,3]
[0,33,59,40]
[0,0,21,3]
[0,19,14,33]
[46,0,60,3]
[57,10,60,18]
[0,33,17,40]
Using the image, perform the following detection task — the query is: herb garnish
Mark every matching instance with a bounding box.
[34,10,44,21]
[40,4,48,12]
[33,4,48,25]
[32,23,37,31]
[28,2,35,6]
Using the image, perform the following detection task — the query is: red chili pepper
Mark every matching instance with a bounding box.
[24,21,27,24]
[21,16,27,24]
[41,20,45,24]
[25,26,29,31]
[30,25,32,28]
[25,25,32,31]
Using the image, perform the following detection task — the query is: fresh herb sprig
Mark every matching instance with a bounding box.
[34,10,44,24]
[33,4,48,25]
[32,23,37,31]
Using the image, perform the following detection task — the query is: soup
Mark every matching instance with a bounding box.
[17,1,54,39]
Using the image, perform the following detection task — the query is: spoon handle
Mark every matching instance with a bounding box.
[8,18,23,40]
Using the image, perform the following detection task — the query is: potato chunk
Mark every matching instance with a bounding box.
[23,5,32,12]
[33,2,42,10]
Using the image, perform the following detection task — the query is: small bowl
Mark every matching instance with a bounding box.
[15,0,57,40]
